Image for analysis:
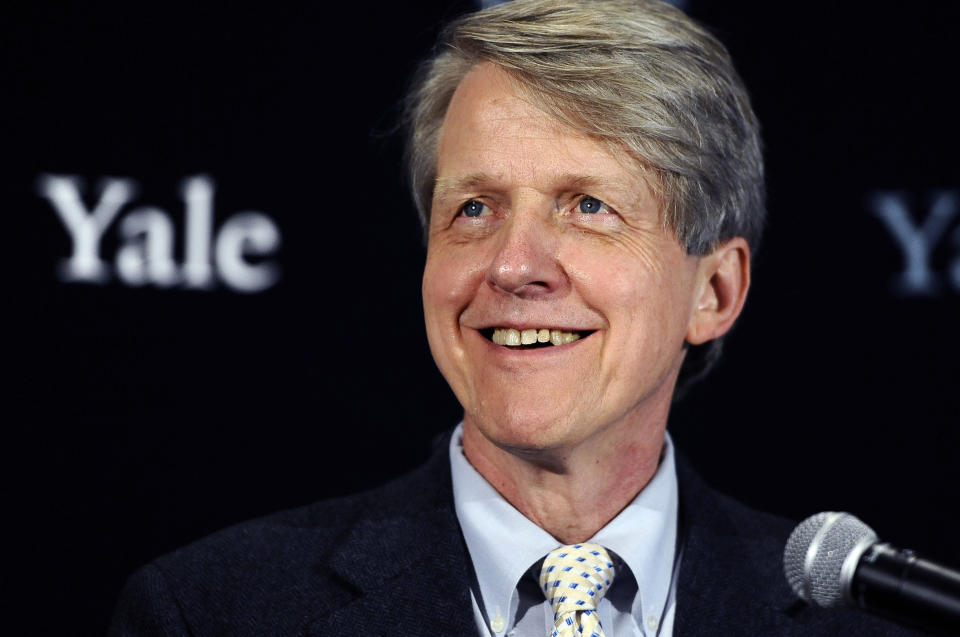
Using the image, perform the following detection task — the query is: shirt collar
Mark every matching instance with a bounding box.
[450,424,559,627]
[591,431,678,623]
[449,422,678,632]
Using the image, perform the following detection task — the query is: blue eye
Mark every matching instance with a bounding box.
[461,200,489,217]
[578,196,606,214]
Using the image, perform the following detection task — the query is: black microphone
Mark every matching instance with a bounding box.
[783,511,960,635]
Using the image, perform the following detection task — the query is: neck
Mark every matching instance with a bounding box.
[462,399,670,545]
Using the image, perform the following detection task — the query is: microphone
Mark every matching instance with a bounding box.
[783,511,960,635]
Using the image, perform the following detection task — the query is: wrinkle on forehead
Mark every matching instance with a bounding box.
[436,62,662,217]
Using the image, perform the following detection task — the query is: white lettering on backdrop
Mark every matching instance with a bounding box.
[39,174,281,293]
[869,190,959,296]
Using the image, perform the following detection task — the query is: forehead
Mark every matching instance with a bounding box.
[435,63,651,201]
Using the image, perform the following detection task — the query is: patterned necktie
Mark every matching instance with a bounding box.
[538,543,616,637]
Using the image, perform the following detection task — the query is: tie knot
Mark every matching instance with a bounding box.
[539,543,616,623]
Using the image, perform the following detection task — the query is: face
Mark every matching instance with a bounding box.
[423,63,706,454]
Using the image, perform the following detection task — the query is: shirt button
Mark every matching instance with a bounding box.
[490,615,506,633]
[646,615,659,632]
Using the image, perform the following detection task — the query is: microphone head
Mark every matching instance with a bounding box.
[783,511,878,607]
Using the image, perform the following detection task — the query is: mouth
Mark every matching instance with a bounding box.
[480,327,595,349]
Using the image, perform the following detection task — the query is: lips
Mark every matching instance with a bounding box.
[480,327,593,348]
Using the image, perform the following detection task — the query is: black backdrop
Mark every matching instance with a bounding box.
[5,1,959,634]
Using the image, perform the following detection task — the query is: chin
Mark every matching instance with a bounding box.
[470,402,587,452]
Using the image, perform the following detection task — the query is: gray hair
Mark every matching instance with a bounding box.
[404,0,765,391]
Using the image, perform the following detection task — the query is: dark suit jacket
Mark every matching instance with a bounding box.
[110,433,922,635]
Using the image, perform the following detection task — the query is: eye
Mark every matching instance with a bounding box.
[459,199,491,218]
[578,196,609,214]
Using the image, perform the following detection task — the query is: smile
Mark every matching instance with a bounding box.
[481,327,592,349]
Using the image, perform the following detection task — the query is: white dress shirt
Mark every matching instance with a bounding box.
[449,423,680,636]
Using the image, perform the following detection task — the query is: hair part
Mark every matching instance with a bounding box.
[404,0,765,393]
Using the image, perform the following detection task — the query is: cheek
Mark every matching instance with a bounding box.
[422,243,488,331]
[565,245,646,313]
[621,279,698,371]
[568,246,694,345]
[422,245,488,392]
[422,258,460,378]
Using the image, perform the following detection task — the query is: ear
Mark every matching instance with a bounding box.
[685,237,751,345]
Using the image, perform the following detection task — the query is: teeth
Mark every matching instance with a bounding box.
[490,327,584,348]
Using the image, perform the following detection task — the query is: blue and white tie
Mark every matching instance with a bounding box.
[539,543,616,637]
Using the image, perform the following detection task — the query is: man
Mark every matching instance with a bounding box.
[110,1,920,635]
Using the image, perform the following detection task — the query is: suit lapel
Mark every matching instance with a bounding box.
[673,454,799,635]
[308,433,476,635]
[303,432,805,635]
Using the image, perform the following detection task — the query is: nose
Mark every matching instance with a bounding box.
[487,205,567,298]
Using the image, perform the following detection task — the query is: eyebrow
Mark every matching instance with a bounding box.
[432,172,635,202]
[560,173,627,194]
[432,173,496,202]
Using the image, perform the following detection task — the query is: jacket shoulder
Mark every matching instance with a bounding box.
[110,443,459,636]
[673,453,926,636]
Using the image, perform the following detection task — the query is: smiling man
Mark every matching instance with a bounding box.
[110,1,921,636]
[404,3,761,634]
[422,59,750,552]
